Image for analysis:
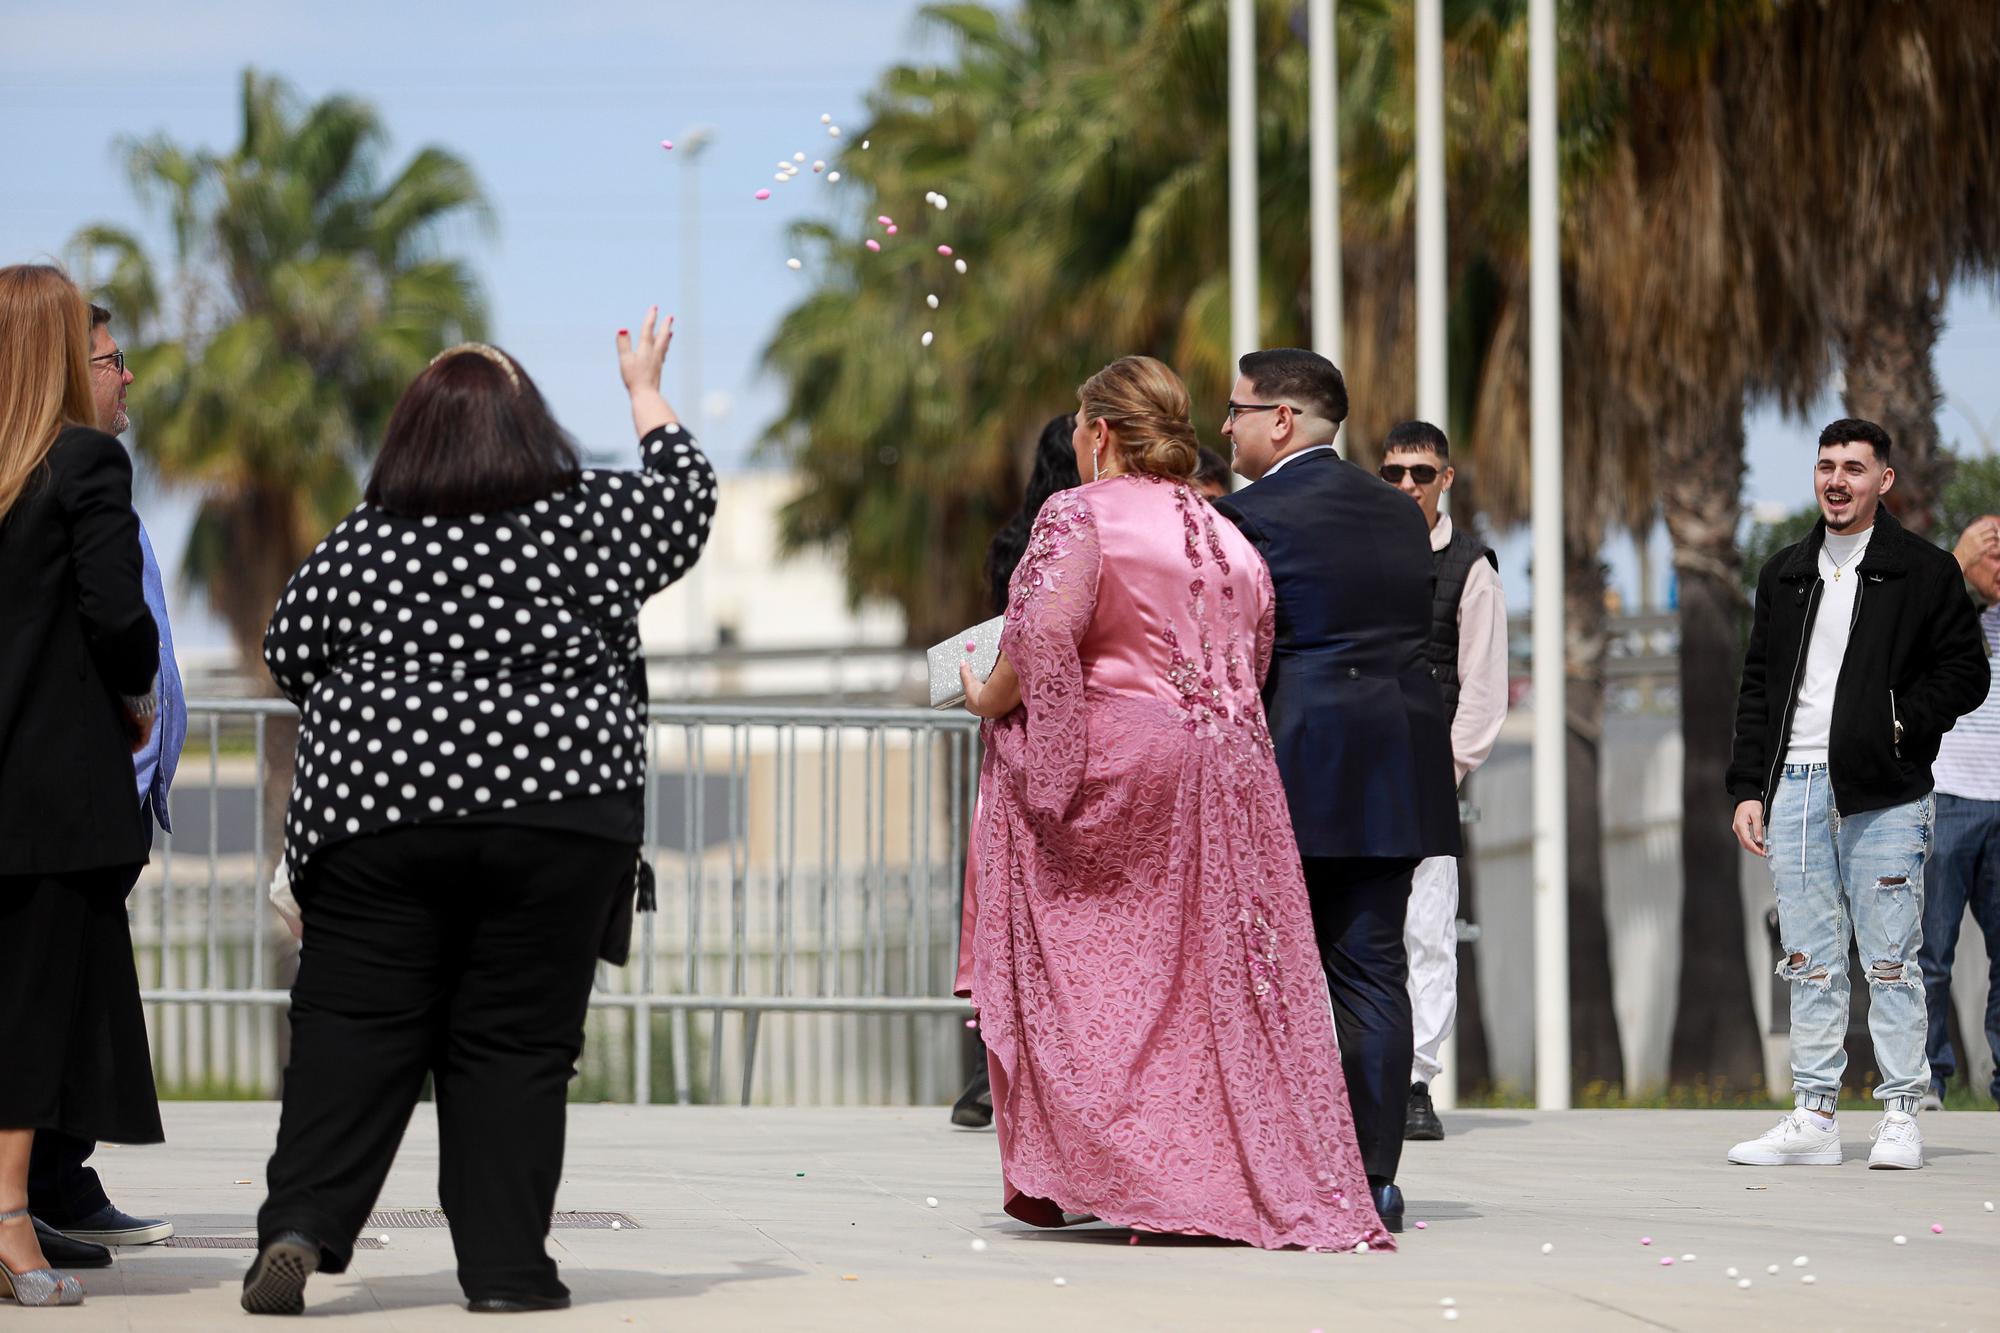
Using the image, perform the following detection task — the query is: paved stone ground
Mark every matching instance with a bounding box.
[36,1105,1999,1331]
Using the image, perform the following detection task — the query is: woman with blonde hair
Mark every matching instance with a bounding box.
[958,355,1388,1251]
[0,264,163,1307]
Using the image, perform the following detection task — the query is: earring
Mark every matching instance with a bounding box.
[1093,447,1102,482]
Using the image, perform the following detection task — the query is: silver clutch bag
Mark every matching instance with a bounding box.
[928,615,1005,709]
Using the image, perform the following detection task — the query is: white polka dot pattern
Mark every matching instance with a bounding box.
[262,424,716,880]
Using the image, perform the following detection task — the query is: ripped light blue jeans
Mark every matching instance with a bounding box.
[1766,764,1931,1113]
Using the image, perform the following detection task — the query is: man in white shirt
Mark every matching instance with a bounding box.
[1918,520,2000,1111]
[1725,418,1988,1170]
[1377,422,1509,1140]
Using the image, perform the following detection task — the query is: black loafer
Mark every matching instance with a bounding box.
[469,1294,572,1313]
[1405,1082,1445,1141]
[32,1217,112,1269]
[241,1231,319,1315]
[950,1068,994,1129]
[1370,1182,1405,1234]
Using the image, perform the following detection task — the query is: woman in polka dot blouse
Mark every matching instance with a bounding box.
[244,310,713,1317]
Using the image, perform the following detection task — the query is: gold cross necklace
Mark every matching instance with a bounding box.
[1825,542,1864,582]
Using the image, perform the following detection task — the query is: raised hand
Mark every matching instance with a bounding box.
[616,306,679,438]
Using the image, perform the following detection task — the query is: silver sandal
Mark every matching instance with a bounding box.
[0,1207,85,1307]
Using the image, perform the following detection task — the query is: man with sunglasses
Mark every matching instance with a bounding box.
[25,307,183,1267]
[1377,421,1507,1142]
[1214,349,1460,1232]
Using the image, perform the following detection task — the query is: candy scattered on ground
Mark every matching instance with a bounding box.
[1053,1277,1067,1287]
[1986,1201,1995,1212]
[970,1239,988,1252]
[1640,1237,1652,1246]
[925,1197,938,1207]
[1414,1221,1428,1230]
[1893,1235,1907,1245]
[1792,1256,1808,1267]
[1801,1274,1817,1284]
[1354,1242,1369,1254]
[1737,1279,1753,1290]
[1659,1257,1674,1267]
[841,1274,858,1281]
[611,1220,623,1229]
[1725,1267,1739,1278]
[1680,1254,1695,1262]
[1931,1224,1943,1234]
[1443,1313,1458,1323]
[1440,1298,1456,1307]
[1540,1243,1553,1255]
[755,190,771,201]
[1766,1264,1779,1274]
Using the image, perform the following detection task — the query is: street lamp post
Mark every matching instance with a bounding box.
[1308,0,1343,383]
[1229,0,1260,363]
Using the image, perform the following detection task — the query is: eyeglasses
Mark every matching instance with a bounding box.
[1378,463,1441,485]
[90,349,126,374]
[1224,401,1285,425]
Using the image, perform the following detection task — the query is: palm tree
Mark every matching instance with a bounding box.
[69,69,492,675]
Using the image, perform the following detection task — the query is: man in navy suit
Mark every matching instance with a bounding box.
[1213,349,1460,1231]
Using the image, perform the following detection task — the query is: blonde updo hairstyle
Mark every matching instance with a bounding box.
[1077,355,1200,482]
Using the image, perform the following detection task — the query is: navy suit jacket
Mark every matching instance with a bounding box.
[1215,449,1461,860]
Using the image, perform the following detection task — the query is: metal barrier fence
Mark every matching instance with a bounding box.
[138,699,981,1107]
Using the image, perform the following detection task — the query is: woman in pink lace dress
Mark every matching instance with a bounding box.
[959,357,1390,1252]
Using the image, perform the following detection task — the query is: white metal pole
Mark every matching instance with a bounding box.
[1529,0,1571,1110]
[1229,0,1260,363]
[679,129,713,659]
[1308,0,1342,376]
[1415,0,1447,436]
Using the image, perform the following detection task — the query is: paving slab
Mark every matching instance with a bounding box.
[38,1104,2000,1331]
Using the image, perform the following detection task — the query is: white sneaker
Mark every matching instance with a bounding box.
[1868,1111,1924,1169]
[1727,1109,1843,1166]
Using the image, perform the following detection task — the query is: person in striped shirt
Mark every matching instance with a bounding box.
[1921,516,2000,1111]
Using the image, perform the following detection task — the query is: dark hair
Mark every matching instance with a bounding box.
[1384,419,1449,460]
[1237,348,1348,426]
[1193,446,1232,490]
[88,303,111,329]
[1818,416,1892,464]
[984,413,1080,613]
[365,346,582,517]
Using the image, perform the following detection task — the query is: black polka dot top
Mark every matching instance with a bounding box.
[263,423,716,881]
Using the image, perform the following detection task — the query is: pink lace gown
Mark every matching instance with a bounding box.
[969,474,1391,1252]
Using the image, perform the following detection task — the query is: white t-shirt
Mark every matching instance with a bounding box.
[1933,605,2000,800]
[1784,526,1873,766]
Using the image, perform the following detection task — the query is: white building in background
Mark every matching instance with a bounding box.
[638,470,914,701]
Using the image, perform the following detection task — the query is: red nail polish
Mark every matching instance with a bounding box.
[617,328,629,336]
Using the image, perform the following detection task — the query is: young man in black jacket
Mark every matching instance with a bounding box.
[1725,418,1988,1171]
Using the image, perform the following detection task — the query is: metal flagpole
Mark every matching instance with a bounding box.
[1528,0,1571,1110]
[1415,0,1447,437]
[1229,0,1260,364]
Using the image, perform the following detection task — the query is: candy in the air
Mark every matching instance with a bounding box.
[786,259,802,270]
[755,190,771,201]
[793,152,806,162]
[921,331,934,347]
[865,239,881,252]
[820,113,832,124]
[886,225,898,235]
[813,160,826,173]
[937,244,954,256]
[927,294,940,308]
[828,171,842,182]
[954,258,968,274]
[828,125,842,137]
[661,140,673,151]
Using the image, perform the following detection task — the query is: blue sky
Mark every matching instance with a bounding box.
[4,0,1997,647]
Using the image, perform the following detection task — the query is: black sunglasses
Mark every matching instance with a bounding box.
[1379,463,1440,485]
[91,349,126,374]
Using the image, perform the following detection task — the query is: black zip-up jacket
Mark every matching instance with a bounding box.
[1728,506,1989,818]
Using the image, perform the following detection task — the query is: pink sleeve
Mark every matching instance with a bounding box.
[993,490,1100,819]
[1254,556,1276,687]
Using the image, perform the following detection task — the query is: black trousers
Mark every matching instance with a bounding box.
[1301,856,1418,1186]
[257,822,630,1303]
[27,1132,111,1224]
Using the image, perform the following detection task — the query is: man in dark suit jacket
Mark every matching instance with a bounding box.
[1213,348,1460,1231]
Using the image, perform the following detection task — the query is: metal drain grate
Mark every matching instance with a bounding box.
[366,1209,638,1231]
[163,1236,384,1250]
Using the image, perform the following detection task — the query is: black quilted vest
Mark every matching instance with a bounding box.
[1428,523,1497,721]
